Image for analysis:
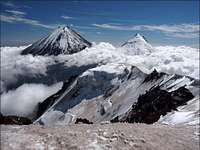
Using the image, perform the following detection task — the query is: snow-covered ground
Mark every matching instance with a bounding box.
[1,123,199,150]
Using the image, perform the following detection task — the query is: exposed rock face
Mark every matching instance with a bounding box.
[0,113,32,125]
[21,26,91,56]
[75,118,93,124]
[111,86,194,124]
[142,69,165,83]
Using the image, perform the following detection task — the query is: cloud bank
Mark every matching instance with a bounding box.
[1,82,62,118]
[0,46,55,91]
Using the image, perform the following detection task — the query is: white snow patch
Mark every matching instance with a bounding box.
[159,96,199,125]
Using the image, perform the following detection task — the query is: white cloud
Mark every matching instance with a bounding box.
[142,24,199,33]
[0,46,55,92]
[92,23,199,33]
[92,23,136,30]
[0,1,16,8]
[1,82,62,118]
[165,32,199,39]
[1,9,58,29]
[0,14,57,29]
[61,15,75,19]
[92,23,200,39]
[1,1,31,9]
[1,43,199,93]
[5,10,27,15]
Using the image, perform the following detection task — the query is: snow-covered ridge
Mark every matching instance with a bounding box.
[35,62,199,125]
[21,26,91,56]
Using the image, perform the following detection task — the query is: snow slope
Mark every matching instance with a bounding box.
[35,63,198,125]
[21,26,91,56]
[158,96,199,125]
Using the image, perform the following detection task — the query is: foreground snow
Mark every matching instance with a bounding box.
[1,123,199,150]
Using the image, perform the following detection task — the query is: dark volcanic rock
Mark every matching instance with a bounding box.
[0,113,32,125]
[75,118,93,124]
[111,86,194,124]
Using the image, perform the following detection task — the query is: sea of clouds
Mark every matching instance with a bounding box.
[0,43,199,118]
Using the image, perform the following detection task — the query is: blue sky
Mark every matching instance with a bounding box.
[0,0,199,47]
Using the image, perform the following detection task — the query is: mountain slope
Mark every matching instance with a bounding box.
[21,26,91,56]
[121,33,153,55]
[34,64,199,125]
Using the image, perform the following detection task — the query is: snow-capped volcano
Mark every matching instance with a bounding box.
[21,26,92,56]
[121,33,153,55]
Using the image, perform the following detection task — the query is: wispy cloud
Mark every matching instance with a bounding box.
[165,32,199,39]
[5,10,27,15]
[61,15,75,20]
[143,24,199,33]
[96,32,101,34]
[0,1,31,9]
[92,23,200,39]
[0,1,16,8]
[1,10,57,29]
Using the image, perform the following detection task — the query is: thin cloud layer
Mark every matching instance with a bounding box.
[1,9,57,29]
[0,1,16,8]
[5,10,27,15]
[61,15,75,19]
[92,23,200,39]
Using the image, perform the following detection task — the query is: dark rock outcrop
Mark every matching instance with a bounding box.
[111,86,194,124]
[0,113,32,125]
[143,69,165,83]
[75,118,93,124]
